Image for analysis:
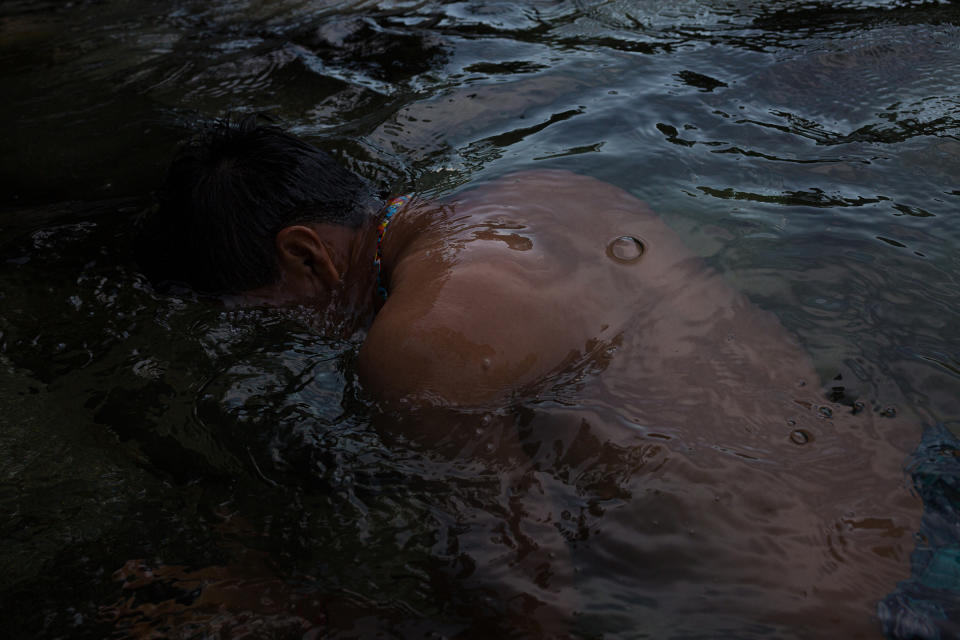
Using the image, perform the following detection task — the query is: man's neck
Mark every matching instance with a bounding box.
[374,197,441,299]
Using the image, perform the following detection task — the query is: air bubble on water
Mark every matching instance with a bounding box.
[882,406,897,417]
[790,429,812,445]
[818,406,833,418]
[606,236,645,263]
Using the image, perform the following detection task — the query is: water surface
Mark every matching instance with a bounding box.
[2,1,960,638]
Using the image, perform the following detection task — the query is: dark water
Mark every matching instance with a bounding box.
[2,1,960,638]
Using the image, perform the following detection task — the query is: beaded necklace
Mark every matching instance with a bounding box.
[374,194,411,300]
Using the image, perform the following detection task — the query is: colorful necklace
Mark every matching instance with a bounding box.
[374,194,411,300]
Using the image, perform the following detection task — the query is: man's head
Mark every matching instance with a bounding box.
[140,116,379,294]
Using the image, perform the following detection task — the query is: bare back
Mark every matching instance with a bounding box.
[357,169,919,636]
[359,169,816,408]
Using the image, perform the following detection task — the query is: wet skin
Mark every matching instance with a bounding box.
[362,170,919,637]
[360,169,724,406]
[254,169,919,637]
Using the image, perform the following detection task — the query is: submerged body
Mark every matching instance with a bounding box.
[357,169,919,637]
[143,121,919,636]
[363,169,827,409]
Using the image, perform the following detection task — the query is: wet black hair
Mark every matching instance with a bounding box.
[139,115,379,294]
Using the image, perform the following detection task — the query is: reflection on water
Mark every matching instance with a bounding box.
[2,1,960,638]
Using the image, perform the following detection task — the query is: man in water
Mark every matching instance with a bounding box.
[141,117,919,636]
[143,117,811,409]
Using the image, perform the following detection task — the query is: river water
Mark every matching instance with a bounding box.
[2,1,959,638]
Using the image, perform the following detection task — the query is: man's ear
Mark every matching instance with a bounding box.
[274,225,341,289]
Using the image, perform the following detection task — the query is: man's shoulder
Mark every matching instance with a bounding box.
[358,258,580,408]
[356,295,529,408]
[355,170,659,409]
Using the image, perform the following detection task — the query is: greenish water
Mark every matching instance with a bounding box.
[2,1,959,638]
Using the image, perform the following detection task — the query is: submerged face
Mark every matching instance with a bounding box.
[240,221,375,336]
